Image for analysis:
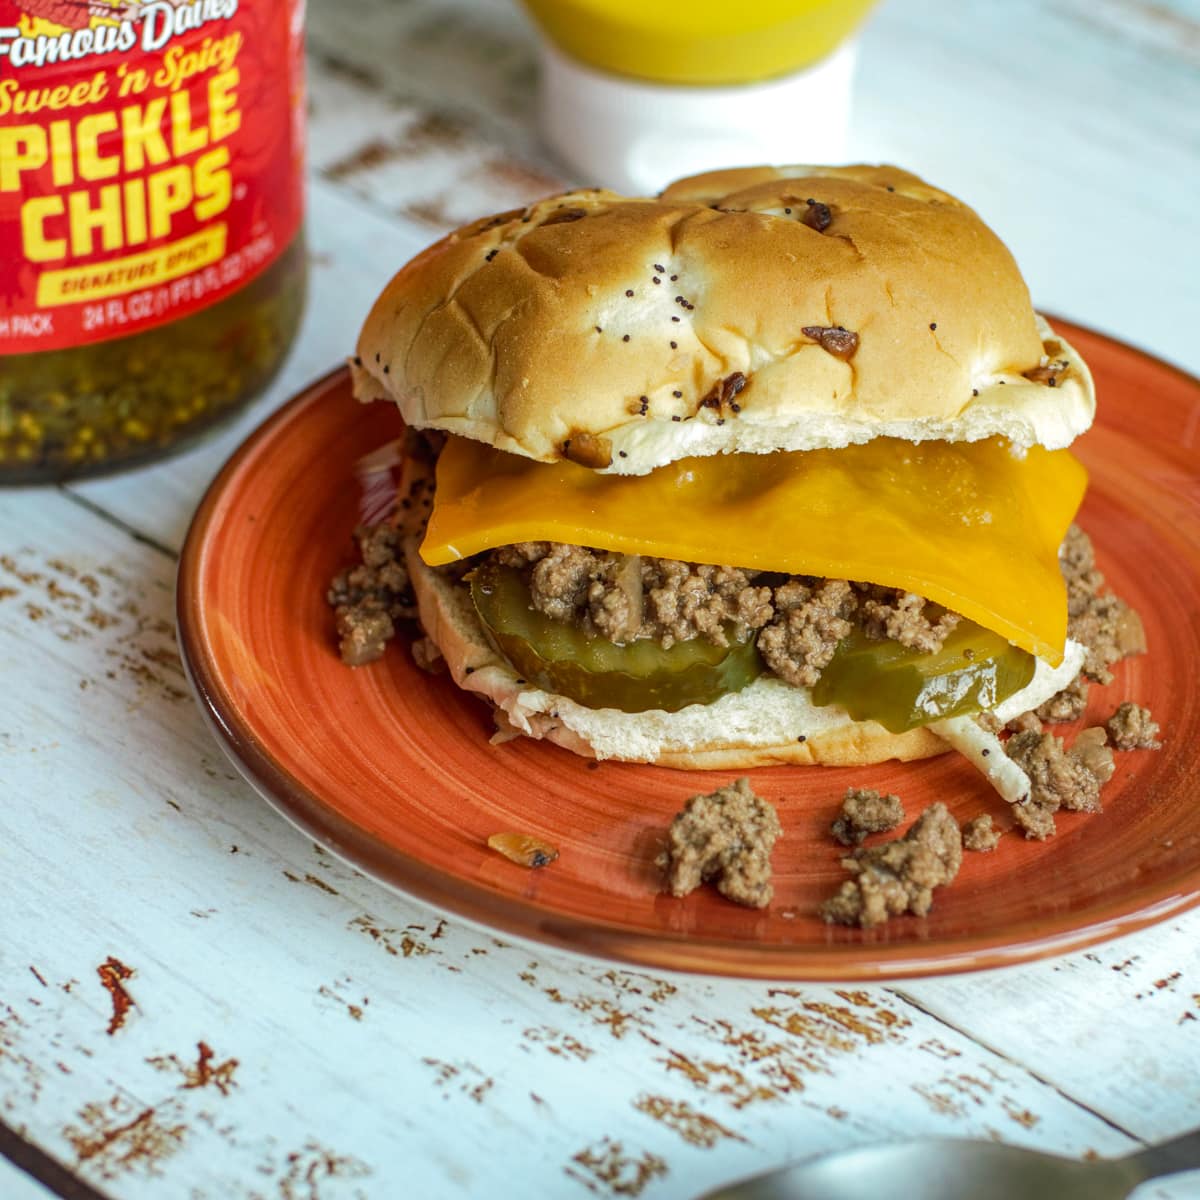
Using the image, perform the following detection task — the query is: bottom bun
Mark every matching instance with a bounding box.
[405,541,1084,770]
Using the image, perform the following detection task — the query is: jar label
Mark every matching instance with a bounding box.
[0,0,305,354]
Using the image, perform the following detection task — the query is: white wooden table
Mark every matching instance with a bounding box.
[4,1,1199,1197]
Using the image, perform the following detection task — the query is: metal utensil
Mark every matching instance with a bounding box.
[699,1127,1200,1200]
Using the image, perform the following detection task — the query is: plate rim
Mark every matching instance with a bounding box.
[176,325,1200,981]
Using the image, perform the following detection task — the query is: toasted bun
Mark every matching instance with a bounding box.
[406,541,1086,770]
[354,164,1094,476]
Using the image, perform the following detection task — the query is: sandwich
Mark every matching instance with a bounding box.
[339,165,1137,792]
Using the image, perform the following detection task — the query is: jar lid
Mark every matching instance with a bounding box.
[536,38,859,195]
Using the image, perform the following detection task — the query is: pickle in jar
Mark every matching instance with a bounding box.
[0,2,307,483]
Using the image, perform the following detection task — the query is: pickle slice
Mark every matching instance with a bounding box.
[470,563,763,713]
[811,619,1037,733]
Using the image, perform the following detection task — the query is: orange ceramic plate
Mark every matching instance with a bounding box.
[177,321,1200,981]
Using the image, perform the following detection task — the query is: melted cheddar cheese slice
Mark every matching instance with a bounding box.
[421,437,1088,665]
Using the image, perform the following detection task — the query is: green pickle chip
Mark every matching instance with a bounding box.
[470,563,763,714]
[471,559,1034,727]
[811,619,1036,733]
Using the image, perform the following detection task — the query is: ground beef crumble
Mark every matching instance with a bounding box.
[856,585,960,653]
[325,429,441,666]
[1107,702,1162,751]
[1061,523,1105,618]
[1013,523,1147,725]
[327,523,416,665]
[1060,525,1146,685]
[1005,726,1115,839]
[495,542,773,649]
[961,814,1001,852]
[1007,710,1045,734]
[1035,674,1089,723]
[1072,593,1146,684]
[758,579,856,687]
[830,788,905,847]
[658,778,781,909]
[820,803,962,928]
[644,558,774,649]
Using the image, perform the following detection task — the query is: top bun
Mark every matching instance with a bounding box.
[353,165,1094,475]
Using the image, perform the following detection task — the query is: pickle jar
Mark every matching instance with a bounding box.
[0,0,308,483]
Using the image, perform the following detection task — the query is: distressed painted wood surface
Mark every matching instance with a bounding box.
[3,0,1199,1197]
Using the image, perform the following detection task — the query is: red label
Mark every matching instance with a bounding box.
[0,0,305,353]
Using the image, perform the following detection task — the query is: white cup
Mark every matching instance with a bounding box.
[536,36,859,195]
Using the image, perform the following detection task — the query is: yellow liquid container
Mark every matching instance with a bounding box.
[522,0,877,85]
[520,0,878,193]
